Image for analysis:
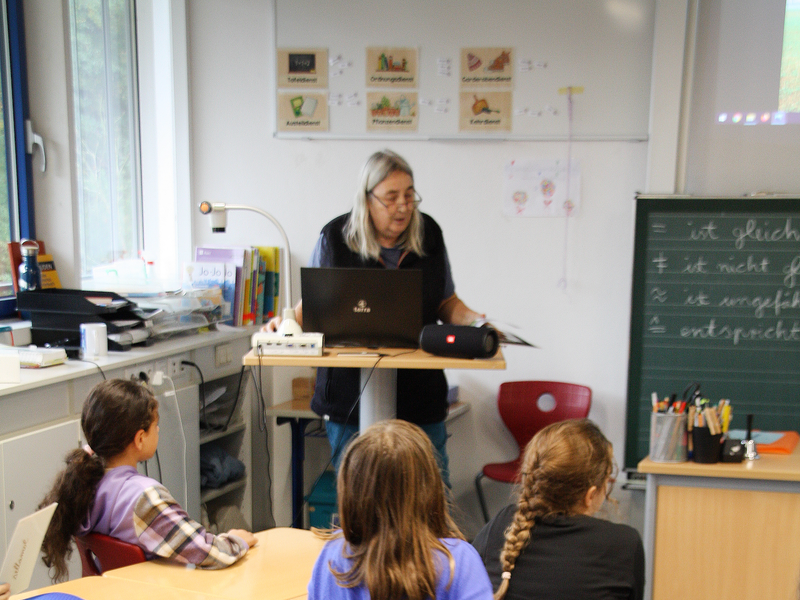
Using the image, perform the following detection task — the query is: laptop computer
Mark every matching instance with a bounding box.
[301,267,423,348]
[1,502,57,594]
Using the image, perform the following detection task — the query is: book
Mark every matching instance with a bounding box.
[254,246,280,320]
[182,261,235,321]
[473,317,537,347]
[195,247,248,325]
[37,254,62,289]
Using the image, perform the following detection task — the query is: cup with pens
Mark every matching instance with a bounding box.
[649,391,689,463]
[678,383,733,464]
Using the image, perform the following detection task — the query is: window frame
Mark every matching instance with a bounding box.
[0,0,35,317]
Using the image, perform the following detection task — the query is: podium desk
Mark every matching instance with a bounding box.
[267,398,471,527]
[638,449,800,600]
[244,346,505,431]
[245,347,505,524]
[102,528,325,600]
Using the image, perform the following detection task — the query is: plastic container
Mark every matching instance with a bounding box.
[306,470,338,529]
[649,412,688,462]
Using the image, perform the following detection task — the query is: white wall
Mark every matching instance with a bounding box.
[25,0,691,536]
[185,0,675,535]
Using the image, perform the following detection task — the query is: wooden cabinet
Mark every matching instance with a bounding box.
[0,328,261,585]
[1,419,82,590]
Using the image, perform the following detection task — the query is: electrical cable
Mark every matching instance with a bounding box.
[181,360,217,431]
[159,373,188,507]
[289,354,385,528]
[75,358,107,379]
[251,361,275,528]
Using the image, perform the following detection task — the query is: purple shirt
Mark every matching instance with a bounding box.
[78,465,248,568]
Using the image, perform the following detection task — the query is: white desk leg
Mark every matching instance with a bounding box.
[359,367,397,432]
[643,473,656,600]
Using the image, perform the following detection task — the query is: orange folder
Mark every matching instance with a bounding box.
[756,431,800,455]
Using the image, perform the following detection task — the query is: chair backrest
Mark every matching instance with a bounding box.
[498,381,592,454]
[75,532,146,577]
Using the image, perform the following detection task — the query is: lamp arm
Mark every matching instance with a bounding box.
[223,204,292,309]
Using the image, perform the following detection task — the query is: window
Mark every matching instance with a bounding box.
[0,0,36,316]
[68,0,142,277]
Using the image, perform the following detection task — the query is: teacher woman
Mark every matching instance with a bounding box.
[265,149,484,485]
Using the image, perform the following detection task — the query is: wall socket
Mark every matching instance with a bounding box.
[168,353,190,378]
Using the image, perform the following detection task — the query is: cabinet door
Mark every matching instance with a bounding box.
[1,419,82,588]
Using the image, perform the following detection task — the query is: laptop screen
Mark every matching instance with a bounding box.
[301,267,423,348]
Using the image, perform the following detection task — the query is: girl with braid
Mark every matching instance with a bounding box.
[472,419,644,600]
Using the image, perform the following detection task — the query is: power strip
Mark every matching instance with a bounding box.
[251,331,324,356]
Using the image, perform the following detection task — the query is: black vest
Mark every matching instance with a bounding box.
[310,212,449,425]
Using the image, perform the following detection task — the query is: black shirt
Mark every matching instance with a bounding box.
[472,504,645,600]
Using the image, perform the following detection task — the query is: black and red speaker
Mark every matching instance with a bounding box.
[419,324,500,359]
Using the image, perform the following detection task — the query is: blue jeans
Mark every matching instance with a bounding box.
[325,420,452,488]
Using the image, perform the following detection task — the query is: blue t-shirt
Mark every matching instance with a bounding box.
[308,536,494,600]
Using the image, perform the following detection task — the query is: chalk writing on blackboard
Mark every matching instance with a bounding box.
[626,197,800,470]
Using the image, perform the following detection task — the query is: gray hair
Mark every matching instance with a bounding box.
[344,150,425,260]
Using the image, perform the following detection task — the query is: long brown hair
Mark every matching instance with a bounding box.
[493,419,615,600]
[325,419,462,600]
[39,379,158,582]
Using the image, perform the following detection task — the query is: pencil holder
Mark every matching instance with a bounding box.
[649,412,688,463]
[692,427,722,463]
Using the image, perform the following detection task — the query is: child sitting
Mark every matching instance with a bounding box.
[472,419,644,600]
[308,419,493,600]
[40,379,256,582]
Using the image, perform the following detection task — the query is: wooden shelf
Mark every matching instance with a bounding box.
[201,477,247,503]
[200,421,245,445]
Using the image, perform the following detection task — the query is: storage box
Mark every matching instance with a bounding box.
[306,470,338,529]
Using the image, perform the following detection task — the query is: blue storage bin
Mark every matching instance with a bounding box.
[307,470,338,529]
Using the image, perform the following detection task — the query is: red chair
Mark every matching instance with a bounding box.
[75,532,147,576]
[475,381,592,522]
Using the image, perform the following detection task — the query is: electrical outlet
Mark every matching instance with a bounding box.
[168,353,190,378]
[140,362,155,382]
[215,343,232,368]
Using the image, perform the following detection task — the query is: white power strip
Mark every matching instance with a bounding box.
[251,331,324,356]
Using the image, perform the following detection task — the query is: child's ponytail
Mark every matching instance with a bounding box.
[40,447,106,581]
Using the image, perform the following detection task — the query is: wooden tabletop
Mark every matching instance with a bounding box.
[102,527,325,600]
[12,575,228,600]
[638,445,800,482]
[243,347,506,370]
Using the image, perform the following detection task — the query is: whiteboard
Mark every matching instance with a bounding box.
[274,0,656,140]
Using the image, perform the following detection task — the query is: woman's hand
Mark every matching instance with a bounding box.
[0,581,10,600]
[261,316,282,333]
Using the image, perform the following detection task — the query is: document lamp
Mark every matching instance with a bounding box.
[198,201,301,336]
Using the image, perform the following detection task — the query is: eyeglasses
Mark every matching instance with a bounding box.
[368,190,422,211]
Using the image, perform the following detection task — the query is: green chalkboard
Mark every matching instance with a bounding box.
[625,195,800,470]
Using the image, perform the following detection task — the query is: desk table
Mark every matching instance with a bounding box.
[638,449,800,600]
[244,347,504,431]
[12,575,227,600]
[102,528,324,600]
[266,398,471,527]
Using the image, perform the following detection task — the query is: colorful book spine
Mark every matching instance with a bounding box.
[255,246,279,320]
[195,246,248,325]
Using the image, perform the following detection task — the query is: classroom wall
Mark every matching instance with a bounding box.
[186,0,670,535]
[23,0,693,536]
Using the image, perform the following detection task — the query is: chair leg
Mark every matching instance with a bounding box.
[474,471,490,523]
